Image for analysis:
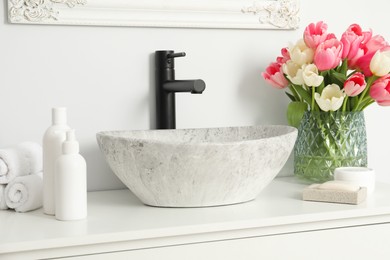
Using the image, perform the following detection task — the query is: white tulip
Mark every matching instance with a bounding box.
[302,64,324,87]
[314,84,345,112]
[289,39,314,66]
[370,50,390,77]
[282,60,304,85]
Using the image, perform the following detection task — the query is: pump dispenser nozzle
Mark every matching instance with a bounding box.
[62,129,79,154]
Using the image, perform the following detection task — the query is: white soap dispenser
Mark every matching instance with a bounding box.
[43,107,70,215]
[55,129,87,221]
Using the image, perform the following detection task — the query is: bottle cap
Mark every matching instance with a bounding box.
[52,107,67,125]
[62,129,80,154]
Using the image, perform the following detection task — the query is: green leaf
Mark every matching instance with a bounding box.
[287,101,308,128]
[339,59,348,75]
[288,85,301,102]
[331,70,347,82]
[293,84,312,105]
[285,92,297,101]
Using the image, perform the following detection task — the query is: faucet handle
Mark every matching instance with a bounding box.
[167,52,186,59]
[155,50,186,69]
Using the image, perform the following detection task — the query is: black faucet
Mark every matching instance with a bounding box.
[155,50,206,129]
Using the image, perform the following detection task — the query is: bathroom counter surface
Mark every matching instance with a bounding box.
[1,177,390,258]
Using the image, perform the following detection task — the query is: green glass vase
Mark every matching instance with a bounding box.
[294,111,367,183]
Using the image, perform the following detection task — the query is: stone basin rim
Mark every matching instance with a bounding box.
[96,125,297,146]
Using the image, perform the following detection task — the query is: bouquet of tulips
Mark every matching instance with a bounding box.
[262,21,390,127]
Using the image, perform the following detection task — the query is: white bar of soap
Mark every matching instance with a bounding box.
[303,181,367,205]
[316,181,360,192]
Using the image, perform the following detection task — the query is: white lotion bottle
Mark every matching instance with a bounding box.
[43,107,70,215]
[55,129,87,221]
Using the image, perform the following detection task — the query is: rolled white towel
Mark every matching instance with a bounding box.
[0,184,8,210]
[0,142,42,184]
[5,172,43,212]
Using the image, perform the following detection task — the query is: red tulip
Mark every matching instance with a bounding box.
[276,47,290,64]
[262,62,289,89]
[344,72,366,97]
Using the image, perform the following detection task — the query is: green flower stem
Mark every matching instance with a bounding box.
[361,95,372,104]
[361,100,375,110]
[316,112,337,159]
[356,97,375,111]
[342,96,349,112]
[354,76,378,111]
[311,86,315,111]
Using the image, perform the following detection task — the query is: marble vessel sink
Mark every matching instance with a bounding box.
[96,126,297,207]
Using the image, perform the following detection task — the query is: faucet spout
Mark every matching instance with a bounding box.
[163,80,205,94]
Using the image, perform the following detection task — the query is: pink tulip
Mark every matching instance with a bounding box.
[355,35,389,76]
[276,47,290,64]
[303,21,329,49]
[366,35,388,53]
[355,52,374,76]
[325,33,337,41]
[314,38,343,71]
[343,72,366,96]
[341,24,372,64]
[370,75,390,106]
[262,62,289,89]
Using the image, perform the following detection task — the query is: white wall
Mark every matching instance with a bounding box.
[1,0,389,191]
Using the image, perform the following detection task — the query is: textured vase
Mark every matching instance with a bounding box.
[294,111,367,182]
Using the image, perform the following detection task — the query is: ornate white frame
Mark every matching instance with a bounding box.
[8,0,300,30]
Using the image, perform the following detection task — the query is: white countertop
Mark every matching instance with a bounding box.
[1,177,390,256]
